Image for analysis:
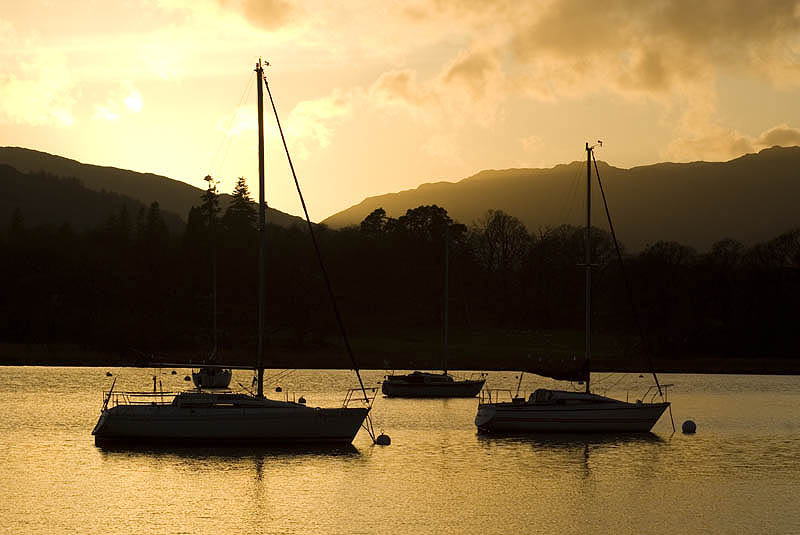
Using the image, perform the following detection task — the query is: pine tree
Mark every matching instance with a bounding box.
[222,176,256,236]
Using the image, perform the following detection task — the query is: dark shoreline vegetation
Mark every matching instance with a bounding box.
[2,173,799,375]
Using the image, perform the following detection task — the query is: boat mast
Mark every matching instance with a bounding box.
[256,59,266,397]
[585,142,592,394]
[442,226,449,375]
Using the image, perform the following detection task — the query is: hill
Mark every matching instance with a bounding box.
[0,147,306,227]
[323,146,800,251]
[0,164,184,232]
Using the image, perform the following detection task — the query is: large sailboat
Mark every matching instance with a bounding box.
[382,228,486,398]
[475,143,670,433]
[92,60,371,445]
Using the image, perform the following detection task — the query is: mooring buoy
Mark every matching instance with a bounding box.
[682,420,697,434]
[375,434,391,446]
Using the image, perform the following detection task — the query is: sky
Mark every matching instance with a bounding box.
[2,0,800,221]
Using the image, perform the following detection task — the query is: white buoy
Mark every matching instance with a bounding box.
[682,420,697,434]
[375,434,391,446]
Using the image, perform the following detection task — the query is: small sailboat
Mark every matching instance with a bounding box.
[475,143,670,433]
[191,366,232,389]
[382,228,486,398]
[192,175,232,389]
[92,60,372,445]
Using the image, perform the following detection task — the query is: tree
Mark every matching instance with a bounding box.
[472,209,529,274]
[200,174,221,231]
[222,176,256,236]
[360,208,388,238]
[397,205,452,242]
[137,201,170,258]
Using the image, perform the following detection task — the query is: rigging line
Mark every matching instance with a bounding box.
[207,71,256,177]
[591,151,663,398]
[263,74,371,405]
[559,161,585,228]
[216,73,255,177]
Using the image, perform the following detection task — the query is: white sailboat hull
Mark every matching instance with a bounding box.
[93,403,369,445]
[475,399,669,433]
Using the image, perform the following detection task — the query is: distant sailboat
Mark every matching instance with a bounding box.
[193,175,231,390]
[475,143,670,433]
[92,59,371,445]
[382,227,486,398]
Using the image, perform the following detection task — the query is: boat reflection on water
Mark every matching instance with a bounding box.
[476,431,664,448]
[96,442,361,460]
[476,432,666,478]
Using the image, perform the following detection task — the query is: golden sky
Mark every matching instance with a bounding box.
[2,0,800,220]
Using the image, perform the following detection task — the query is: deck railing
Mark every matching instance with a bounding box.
[102,390,180,408]
[343,387,378,408]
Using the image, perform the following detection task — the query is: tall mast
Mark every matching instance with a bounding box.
[585,142,592,394]
[442,226,449,375]
[256,59,266,397]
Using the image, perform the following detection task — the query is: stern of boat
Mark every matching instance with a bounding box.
[474,403,497,430]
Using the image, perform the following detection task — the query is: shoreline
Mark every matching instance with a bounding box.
[1,343,798,375]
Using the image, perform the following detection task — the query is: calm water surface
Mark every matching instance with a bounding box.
[1,367,798,534]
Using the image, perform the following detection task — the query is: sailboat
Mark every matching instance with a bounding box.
[381,228,486,398]
[474,143,670,433]
[92,60,371,445]
[193,175,232,390]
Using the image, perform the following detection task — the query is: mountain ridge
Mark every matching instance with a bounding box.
[0,146,306,228]
[323,146,800,251]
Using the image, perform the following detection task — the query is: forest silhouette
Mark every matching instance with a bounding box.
[2,169,799,371]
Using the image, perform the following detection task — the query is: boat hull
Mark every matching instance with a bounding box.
[382,379,485,398]
[475,401,669,433]
[192,368,232,389]
[93,405,369,445]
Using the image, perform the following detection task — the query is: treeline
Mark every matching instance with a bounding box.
[1,176,799,360]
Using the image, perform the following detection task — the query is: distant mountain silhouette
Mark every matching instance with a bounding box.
[0,164,184,232]
[323,146,800,251]
[0,147,306,227]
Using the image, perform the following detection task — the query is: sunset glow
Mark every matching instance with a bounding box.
[3,0,800,220]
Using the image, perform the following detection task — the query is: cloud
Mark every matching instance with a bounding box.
[215,0,296,29]
[509,0,800,96]
[285,89,355,159]
[93,84,144,122]
[442,48,501,99]
[369,46,506,127]
[756,124,800,148]
[369,69,431,109]
[94,106,121,121]
[219,106,257,137]
[0,21,76,127]
[124,88,143,112]
[665,123,800,162]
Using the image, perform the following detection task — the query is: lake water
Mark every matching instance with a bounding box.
[1,367,798,534]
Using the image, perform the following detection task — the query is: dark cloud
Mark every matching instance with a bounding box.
[757,124,800,147]
[510,0,800,93]
[218,0,295,30]
[442,49,498,98]
[370,69,427,106]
